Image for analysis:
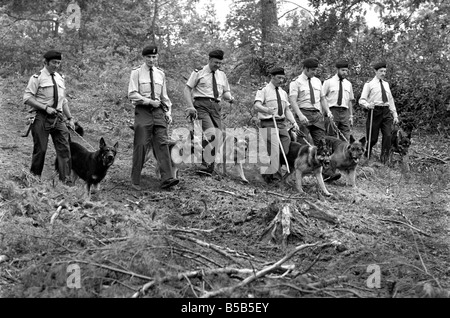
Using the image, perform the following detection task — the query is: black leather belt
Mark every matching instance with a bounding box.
[329,106,348,110]
[261,118,285,123]
[194,97,220,103]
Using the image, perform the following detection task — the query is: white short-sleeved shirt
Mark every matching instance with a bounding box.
[186,65,230,101]
[23,67,65,111]
[289,73,323,111]
[322,74,355,108]
[254,82,289,120]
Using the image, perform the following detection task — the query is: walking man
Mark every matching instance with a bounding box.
[128,45,179,190]
[322,60,355,141]
[23,50,75,183]
[254,67,299,183]
[289,57,341,182]
[359,61,399,162]
[183,49,234,174]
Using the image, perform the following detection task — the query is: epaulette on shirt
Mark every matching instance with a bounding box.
[291,76,299,82]
[155,66,164,72]
[132,65,140,71]
[194,68,199,72]
[32,71,41,78]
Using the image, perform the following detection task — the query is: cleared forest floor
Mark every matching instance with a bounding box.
[1,76,449,298]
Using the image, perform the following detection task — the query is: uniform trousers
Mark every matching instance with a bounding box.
[327,106,351,141]
[259,119,290,175]
[131,105,173,185]
[30,111,71,181]
[295,108,326,146]
[193,98,223,165]
[365,106,393,159]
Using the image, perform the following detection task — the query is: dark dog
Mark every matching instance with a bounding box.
[387,123,413,168]
[325,135,366,187]
[281,139,333,196]
[57,124,118,198]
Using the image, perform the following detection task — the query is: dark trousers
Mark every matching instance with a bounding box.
[327,107,351,141]
[365,106,393,158]
[30,111,71,181]
[295,109,325,146]
[260,119,290,175]
[131,106,173,185]
[194,98,222,165]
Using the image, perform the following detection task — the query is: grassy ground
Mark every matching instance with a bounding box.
[0,75,449,298]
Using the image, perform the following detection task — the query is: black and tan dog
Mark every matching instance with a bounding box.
[57,124,118,198]
[386,123,413,168]
[281,138,333,196]
[324,135,366,187]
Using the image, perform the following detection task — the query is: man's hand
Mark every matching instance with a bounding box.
[327,111,334,120]
[165,114,173,125]
[45,106,57,116]
[186,108,198,121]
[68,118,75,131]
[297,114,309,125]
[366,102,375,110]
[292,122,300,131]
[393,117,399,125]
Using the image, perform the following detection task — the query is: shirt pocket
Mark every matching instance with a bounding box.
[153,78,164,97]
[139,81,151,95]
[197,75,211,89]
[37,83,54,99]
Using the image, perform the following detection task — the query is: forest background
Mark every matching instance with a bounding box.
[0,0,449,133]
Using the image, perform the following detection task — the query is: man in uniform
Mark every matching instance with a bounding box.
[254,67,299,183]
[289,57,340,182]
[128,45,179,190]
[359,61,399,162]
[183,49,234,174]
[23,50,75,183]
[322,60,355,141]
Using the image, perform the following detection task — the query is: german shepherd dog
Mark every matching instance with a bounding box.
[215,133,249,183]
[387,123,413,168]
[57,124,118,198]
[281,137,333,196]
[324,135,366,187]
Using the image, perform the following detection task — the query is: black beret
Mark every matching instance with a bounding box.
[335,60,349,68]
[269,67,285,76]
[302,57,319,68]
[142,45,158,56]
[43,50,62,61]
[209,49,224,60]
[373,61,387,70]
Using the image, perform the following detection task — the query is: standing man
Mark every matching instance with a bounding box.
[23,50,75,183]
[322,60,355,141]
[254,67,299,183]
[359,61,399,162]
[128,45,179,190]
[289,57,340,182]
[183,49,234,174]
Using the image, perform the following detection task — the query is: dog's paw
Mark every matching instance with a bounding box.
[241,178,249,184]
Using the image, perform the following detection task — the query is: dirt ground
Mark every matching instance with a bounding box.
[1,76,449,299]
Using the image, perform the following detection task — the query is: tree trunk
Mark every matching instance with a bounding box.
[261,0,278,44]
[151,0,159,44]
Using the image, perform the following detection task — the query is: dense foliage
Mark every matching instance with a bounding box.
[0,0,448,132]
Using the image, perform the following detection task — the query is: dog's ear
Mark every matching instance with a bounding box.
[359,136,367,147]
[113,141,119,151]
[100,137,106,148]
[349,135,355,144]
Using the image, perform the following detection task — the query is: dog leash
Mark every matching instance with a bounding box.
[329,118,348,143]
[67,124,96,152]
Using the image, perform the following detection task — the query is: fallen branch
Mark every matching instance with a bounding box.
[175,235,244,265]
[212,189,249,200]
[131,267,255,298]
[200,241,334,298]
[303,200,339,224]
[378,218,432,237]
